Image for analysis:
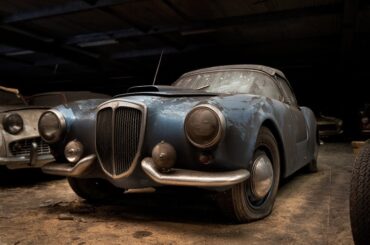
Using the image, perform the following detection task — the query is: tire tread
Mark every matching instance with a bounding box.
[350,144,370,245]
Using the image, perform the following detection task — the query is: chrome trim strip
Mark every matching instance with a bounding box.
[95,99,147,179]
[41,154,96,177]
[141,157,250,187]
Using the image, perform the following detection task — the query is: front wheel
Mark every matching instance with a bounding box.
[350,144,370,245]
[218,127,280,223]
[67,177,123,202]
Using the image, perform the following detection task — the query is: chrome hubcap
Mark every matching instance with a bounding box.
[251,153,274,200]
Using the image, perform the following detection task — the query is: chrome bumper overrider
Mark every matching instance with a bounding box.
[42,154,96,176]
[141,157,250,187]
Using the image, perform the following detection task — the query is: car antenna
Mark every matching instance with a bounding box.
[152,49,164,85]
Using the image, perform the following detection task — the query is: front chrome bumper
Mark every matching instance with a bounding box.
[0,154,55,169]
[0,140,55,169]
[42,155,96,176]
[41,154,250,188]
[141,157,249,187]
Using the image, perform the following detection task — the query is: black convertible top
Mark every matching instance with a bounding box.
[180,64,287,80]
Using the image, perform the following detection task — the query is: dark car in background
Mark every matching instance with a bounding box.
[0,87,110,170]
[39,65,318,223]
[316,114,343,138]
[359,104,370,136]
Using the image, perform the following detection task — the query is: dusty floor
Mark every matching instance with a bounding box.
[0,143,354,245]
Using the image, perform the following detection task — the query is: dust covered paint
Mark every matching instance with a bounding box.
[39,65,318,223]
[42,65,317,190]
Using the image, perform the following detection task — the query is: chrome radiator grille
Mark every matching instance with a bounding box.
[9,137,51,157]
[96,108,114,174]
[96,102,144,177]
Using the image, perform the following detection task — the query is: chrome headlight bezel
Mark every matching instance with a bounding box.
[38,109,66,143]
[2,113,23,135]
[184,104,226,149]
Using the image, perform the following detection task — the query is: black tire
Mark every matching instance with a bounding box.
[218,126,280,223]
[350,143,370,245]
[67,177,123,202]
[305,159,318,173]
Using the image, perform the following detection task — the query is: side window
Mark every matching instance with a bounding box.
[277,77,298,106]
[252,73,284,101]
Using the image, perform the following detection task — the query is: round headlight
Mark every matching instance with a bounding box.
[184,104,225,148]
[64,140,84,163]
[3,113,23,134]
[38,110,66,143]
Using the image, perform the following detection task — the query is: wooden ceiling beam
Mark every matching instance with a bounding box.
[1,0,136,24]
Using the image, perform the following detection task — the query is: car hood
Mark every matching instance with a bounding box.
[0,105,49,113]
[115,85,221,98]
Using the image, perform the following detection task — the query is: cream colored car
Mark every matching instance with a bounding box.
[0,85,54,169]
[0,86,110,169]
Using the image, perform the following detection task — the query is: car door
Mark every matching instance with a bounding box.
[276,76,309,167]
[275,77,307,142]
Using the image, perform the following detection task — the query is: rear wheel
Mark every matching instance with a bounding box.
[350,144,370,245]
[218,127,280,223]
[67,177,123,202]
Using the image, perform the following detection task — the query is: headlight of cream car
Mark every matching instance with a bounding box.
[38,110,66,143]
[3,113,23,134]
[184,104,225,148]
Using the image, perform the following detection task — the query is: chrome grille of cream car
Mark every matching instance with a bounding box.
[9,137,51,157]
[96,100,146,178]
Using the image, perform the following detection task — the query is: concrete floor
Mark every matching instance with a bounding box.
[0,143,354,244]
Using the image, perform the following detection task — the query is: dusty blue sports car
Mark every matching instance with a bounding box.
[39,65,318,223]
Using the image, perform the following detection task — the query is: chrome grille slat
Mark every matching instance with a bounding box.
[9,137,51,157]
[96,102,144,178]
[96,108,114,174]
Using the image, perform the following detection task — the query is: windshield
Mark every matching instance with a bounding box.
[28,94,66,107]
[0,90,25,106]
[173,70,282,100]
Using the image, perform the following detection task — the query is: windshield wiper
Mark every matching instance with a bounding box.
[196,84,210,90]
[0,85,28,105]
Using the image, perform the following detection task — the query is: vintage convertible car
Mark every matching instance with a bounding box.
[39,65,318,222]
[350,141,370,245]
[0,87,110,169]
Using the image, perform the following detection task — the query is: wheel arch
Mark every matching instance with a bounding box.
[260,119,286,180]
